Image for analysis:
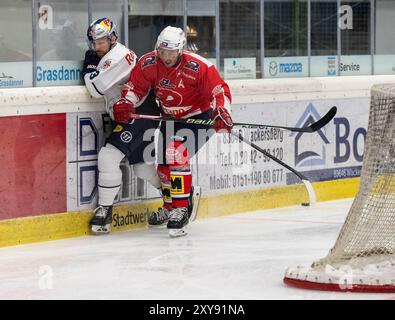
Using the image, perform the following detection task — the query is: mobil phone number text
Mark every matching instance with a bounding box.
[209,169,284,191]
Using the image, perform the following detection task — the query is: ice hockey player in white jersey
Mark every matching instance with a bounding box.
[84,18,137,116]
[83,18,161,234]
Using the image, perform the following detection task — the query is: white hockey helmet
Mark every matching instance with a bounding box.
[90,17,116,41]
[155,26,186,54]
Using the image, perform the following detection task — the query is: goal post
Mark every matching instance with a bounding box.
[283,83,395,293]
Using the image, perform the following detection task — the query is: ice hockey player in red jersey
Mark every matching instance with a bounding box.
[112,26,233,237]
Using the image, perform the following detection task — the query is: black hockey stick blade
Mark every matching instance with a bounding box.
[308,106,337,132]
[233,106,337,133]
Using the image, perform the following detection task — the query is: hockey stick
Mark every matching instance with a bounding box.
[129,112,319,204]
[230,131,316,206]
[129,106,337,133]
[234,106,337,133]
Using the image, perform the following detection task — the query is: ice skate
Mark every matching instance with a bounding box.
[167,207,189,238]
[90,205,113,235]
[148,206,171,227]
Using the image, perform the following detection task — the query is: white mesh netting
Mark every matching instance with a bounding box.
[284,84,395,292]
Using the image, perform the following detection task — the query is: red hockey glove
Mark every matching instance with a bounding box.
[113,98,136,123]
[211,106,233,133]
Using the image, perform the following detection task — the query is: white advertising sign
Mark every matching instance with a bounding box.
[373,54,395,75]
[311,56,338,77]
[264,56,308,78]
[0,62,32,88]
[339,55,371,76]
[224,57,256,80]
[37,60,83,86]
[198,98,369,195]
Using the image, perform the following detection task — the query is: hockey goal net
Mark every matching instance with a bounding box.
[284,83,395,293]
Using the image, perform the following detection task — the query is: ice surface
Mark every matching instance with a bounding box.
[0,198,394,300]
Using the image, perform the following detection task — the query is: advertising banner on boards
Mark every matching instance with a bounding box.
[197,98,369,195]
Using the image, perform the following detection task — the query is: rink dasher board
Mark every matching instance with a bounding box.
[1,75,394,247]
[65,100,365,211]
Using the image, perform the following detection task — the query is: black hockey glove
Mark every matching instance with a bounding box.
[82,49,101,78]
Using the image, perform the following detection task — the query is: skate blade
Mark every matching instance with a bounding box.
[189,186,201,222]
[168,228,188,238]
[91,224,111,235]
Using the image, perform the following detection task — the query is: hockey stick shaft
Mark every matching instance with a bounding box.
[129,111,317,203]
[230,131,308,181]
[129,106,336,133]
[129,113,216,126]
[230,131,316,205]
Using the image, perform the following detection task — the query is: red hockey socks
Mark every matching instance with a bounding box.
[165,140,192,208]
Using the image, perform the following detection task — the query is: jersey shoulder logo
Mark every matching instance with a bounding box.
[184,60,200,73]
[142,55,157,68]
[103,60,112,70]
